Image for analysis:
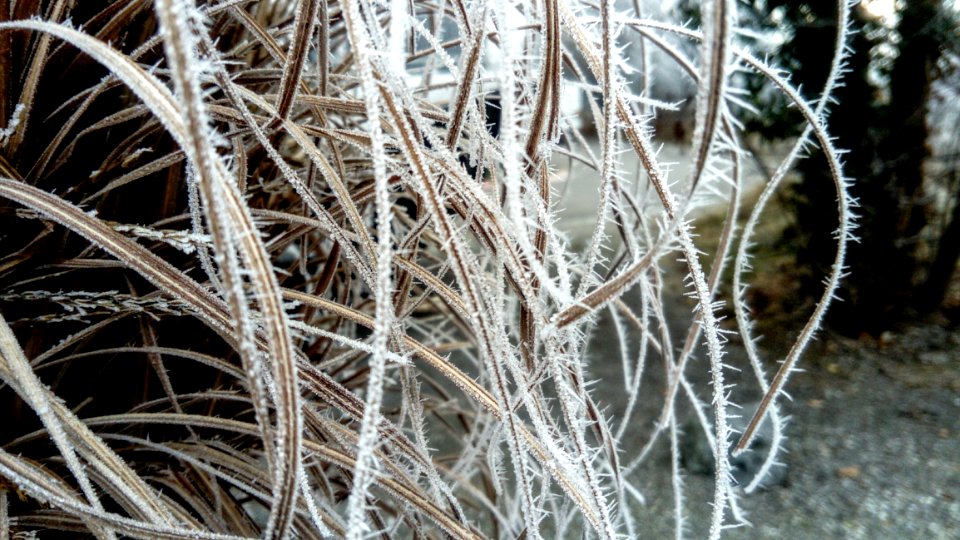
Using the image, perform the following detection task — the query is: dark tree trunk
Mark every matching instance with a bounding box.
[881,0,942,311]
[789,1,945,334]
[919,195,960,312]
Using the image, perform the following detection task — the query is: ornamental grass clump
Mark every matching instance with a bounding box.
[0,0,853,538]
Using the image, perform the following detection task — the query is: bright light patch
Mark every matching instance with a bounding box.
[862,0,896,20]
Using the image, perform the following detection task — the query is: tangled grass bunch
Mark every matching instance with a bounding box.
[0,0,853,538]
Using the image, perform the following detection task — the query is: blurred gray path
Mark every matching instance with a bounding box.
[551,140,788,241]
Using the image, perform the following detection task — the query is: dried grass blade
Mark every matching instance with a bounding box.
[0,177,229,330]
[445,12,485,149]
[151,2,302,537]
[5,0,67,153]
[273,0,320,124]
[0,312,115,539]
[524,0,561,161]
[687,0,733,193]
[0,487,8,540]
[0,315,193,534]
[0,448,244,540]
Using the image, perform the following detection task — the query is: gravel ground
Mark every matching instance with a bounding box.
[724,324,960,540]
